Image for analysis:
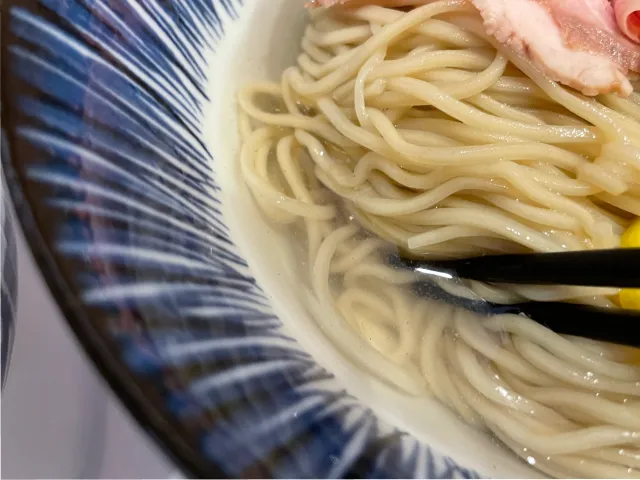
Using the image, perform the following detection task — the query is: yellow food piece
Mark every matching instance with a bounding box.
[621,218,640,248]
[618,289,640,310]
[618,219,640,310]
[615,345,640,365]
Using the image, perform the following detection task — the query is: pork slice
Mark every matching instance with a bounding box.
[471,0,634,95]
[542,0,640,72]
[309,0,639,96]
[612,0,640,43]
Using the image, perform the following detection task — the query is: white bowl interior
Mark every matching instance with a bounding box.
[203,2,541,477]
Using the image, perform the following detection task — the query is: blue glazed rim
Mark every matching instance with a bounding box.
[1,1,482,478]
[1,140,18,392]
[1,59,220,480]
[0,2,235,475]
[1,164,206,473]
[0,85,212,480]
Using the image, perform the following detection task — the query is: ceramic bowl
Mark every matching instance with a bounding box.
[1,1,540,477]
[1,168,17,391]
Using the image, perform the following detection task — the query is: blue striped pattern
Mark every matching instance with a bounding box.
[2,0,479,477]
[1,134,18,391]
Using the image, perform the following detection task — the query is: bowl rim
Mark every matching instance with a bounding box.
[0,4,223,476]
[0,159,210,477]
[0,109,217,480]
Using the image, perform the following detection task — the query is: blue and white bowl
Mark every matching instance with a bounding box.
[1,1,539,477]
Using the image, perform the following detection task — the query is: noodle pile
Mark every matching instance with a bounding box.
[236,1,640,477]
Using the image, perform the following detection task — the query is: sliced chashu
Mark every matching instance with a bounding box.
[310,0,640,96]
[471,0,640,95]
[612,0,640,43]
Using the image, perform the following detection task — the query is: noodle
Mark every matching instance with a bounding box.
[236,1,640,477]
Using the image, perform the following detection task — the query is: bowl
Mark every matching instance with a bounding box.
[1,168,17,391]
[1,0,544,477]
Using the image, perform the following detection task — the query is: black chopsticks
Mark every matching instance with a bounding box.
[393,249,640,348]
[395,248,640,288]
[410,280,640,348]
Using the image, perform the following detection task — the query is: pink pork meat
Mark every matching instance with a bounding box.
[311,0,640,96]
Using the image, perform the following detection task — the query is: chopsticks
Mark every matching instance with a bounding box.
[410,279,640,348]
[391,249,640,348]
[395,248,640,288]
